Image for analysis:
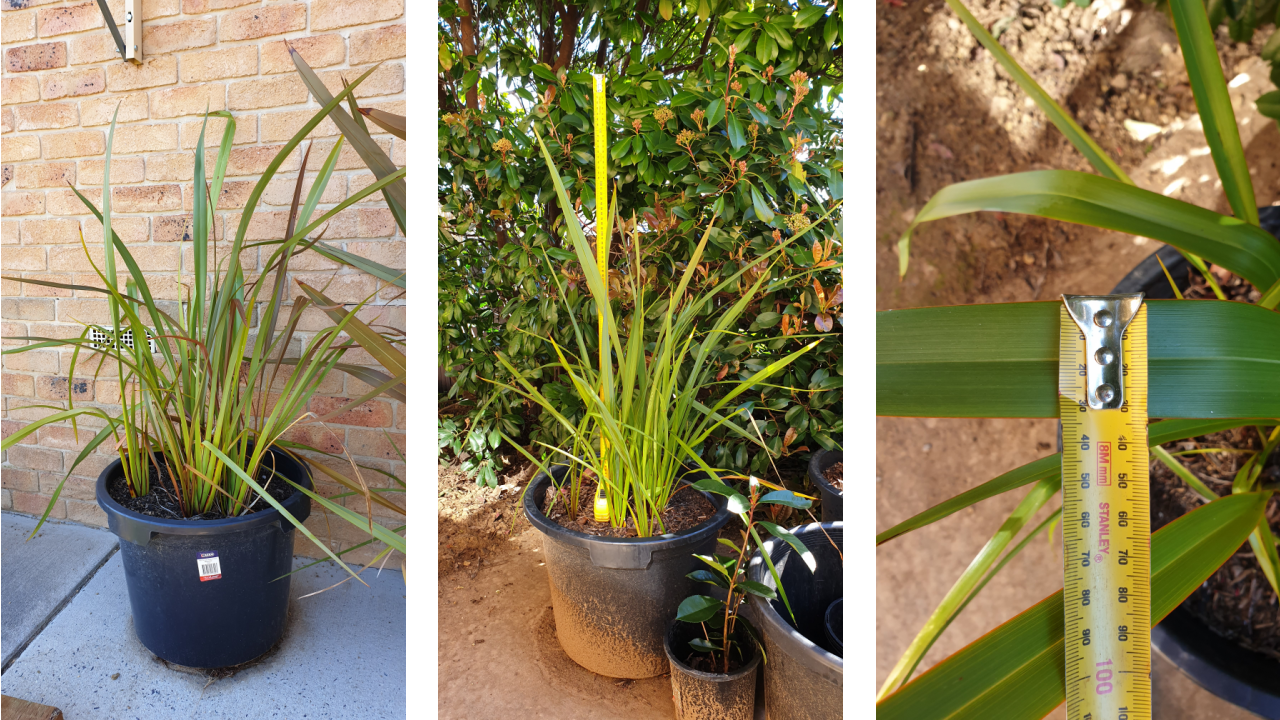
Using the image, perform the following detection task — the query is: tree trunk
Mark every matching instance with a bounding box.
[552,2,581,71]
[458,0,479,110]
[538,0,556,65]
[595,24,609,69]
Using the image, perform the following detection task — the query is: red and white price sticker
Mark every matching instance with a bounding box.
[197,552,222,582]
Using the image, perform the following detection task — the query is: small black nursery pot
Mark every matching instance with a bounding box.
[1110,205,1280,717]
[808,449,843,522]
[664,620,761,720]
[825,597,843,658]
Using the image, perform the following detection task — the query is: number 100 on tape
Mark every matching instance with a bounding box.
[1059,294,1151,720]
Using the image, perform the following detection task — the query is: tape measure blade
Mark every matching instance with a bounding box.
[1060,303,1151,720]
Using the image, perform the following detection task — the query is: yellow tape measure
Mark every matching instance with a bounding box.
[593,74,610,523]
[1059,295,1151,720]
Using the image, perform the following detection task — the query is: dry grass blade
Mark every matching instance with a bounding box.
[359,108,406,140]
[289,47,406,216]
[296,282,406,382]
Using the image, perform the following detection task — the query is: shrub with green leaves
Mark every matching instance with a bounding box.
[438,0,845,485]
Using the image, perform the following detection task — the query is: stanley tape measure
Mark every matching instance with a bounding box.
[593,73,610,522]
[1059,294,1151,720]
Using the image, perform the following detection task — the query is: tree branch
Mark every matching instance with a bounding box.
[552,1,581,71]
[661,16,716,75]
[595,19,609,69]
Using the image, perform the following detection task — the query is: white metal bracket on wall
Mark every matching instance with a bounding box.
[124,0,142,63]
[93,0,142,64]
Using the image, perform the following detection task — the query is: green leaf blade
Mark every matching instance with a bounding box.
[677,595,725,623]
[897,171,1280,288]
[1168,0,1258,226]
[877,491,1269,719]
[877,300,1280,419]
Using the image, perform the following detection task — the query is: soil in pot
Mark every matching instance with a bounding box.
[542,476,717,538]
[1179,265,1265,304]
[1150,426,1280,661]
[823,462,844,492]
[107,460,293,521]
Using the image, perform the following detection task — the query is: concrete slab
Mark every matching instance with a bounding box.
[1,553,406,719]
[2,513,118,670]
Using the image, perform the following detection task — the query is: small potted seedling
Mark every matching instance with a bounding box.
[666,474,814,720]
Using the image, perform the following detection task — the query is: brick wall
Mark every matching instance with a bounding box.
[1,0,406,566]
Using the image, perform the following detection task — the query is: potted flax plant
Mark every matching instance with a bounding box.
[876,0,1280,716]
[495,124,840,679]
[1,59,407,669]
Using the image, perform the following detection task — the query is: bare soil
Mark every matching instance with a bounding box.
[876,0,1278,717]
[437,526,676,719]
[437,459,533,574]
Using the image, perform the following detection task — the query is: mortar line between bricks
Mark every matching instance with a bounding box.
[0,537,119,676]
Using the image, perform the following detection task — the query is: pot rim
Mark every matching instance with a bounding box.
[826,597,843,650]
[523,465,731,552]
[808,449,844,497]
[664,619,761,682]
[95,443,313,537]
[747,521,844,681]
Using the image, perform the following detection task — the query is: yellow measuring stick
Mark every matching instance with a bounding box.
[1059,295,1151,720]
[593,73,609,523]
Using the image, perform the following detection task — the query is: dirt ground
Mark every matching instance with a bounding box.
[876,0,1278,717]
[437,519,676,719]
[436,458,810,718]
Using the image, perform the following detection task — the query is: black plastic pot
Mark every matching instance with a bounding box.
[1114,207,1280,717]
[808,450,843,522]
[1152,607,1280,718]
[524,466,732,678]
[96,446,312,668]
[664,620,760,720]
[747,522,843,720]
[824,598,843,658]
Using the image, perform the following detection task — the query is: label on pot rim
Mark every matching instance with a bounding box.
[197,552,222,582]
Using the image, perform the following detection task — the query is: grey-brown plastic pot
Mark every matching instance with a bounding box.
[808,449,843,522]
[524,465,731,679]
[664,620,760,720]
[748,521,843,720]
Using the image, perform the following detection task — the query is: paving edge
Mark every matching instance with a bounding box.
[1,543,119,675]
